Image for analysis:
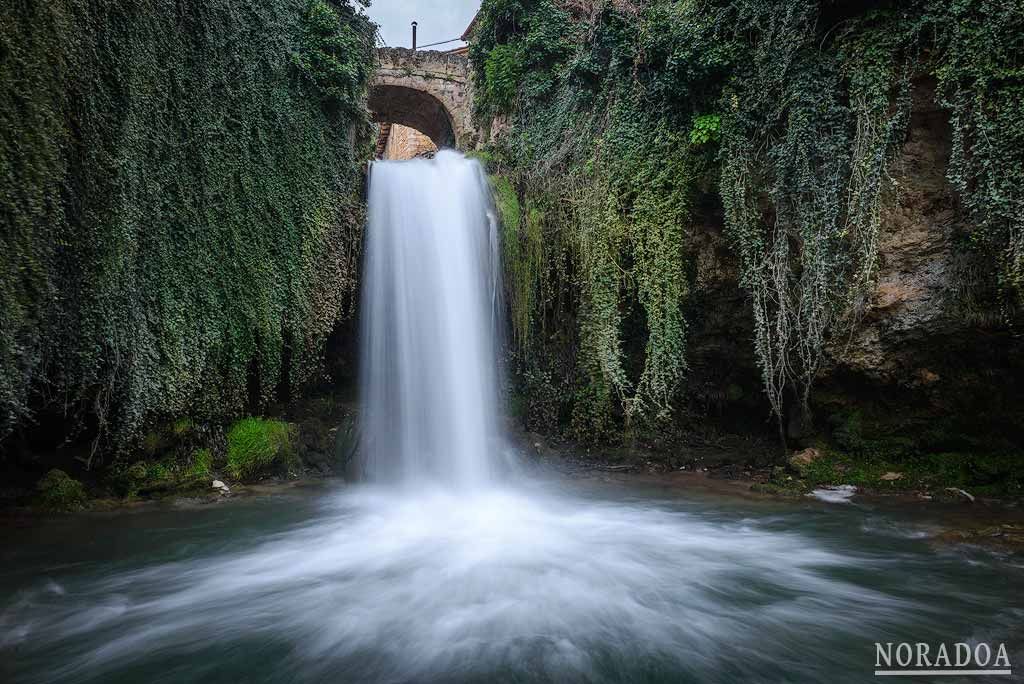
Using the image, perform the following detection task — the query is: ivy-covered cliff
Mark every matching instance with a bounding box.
[474,0,1023,475]
[1,0,374,461]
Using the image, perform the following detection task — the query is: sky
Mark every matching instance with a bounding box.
[363,0,481,50]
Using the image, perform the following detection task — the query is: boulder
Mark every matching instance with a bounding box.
[788,448,822,475]
[945,487,975,503]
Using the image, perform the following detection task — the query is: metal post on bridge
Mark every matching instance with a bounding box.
[411,21,417,51]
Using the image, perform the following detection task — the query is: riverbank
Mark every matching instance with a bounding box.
[7,447,1022,555]
[6,417,1021,509]
[518,426,1023,501]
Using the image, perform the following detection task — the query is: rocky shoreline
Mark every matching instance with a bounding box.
[5,445,1024,555]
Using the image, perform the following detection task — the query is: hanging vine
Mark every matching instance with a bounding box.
[473,1,992,444]
[931,0,1024,303]
[473,0,708,438]
[0,0,375,455]
[719,3,917,440]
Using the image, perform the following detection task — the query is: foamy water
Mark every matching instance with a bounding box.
[3,483,1022,683]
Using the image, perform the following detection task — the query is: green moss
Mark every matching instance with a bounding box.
[188,449,213,480]
[466,149,496,170]
[492,175,521,235]
[226,418,297,480]
[786,447,1023,498]
[36,469,88,512]
[492,174,541,350]
[109,459,176,498]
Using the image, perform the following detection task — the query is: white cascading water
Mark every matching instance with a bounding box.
[359,150,503,486]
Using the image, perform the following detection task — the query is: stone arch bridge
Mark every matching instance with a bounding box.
[370,47,479,151]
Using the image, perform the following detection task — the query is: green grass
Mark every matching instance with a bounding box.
[187,449,213,480]
[793,449,1023,498]
[226,418,297,480]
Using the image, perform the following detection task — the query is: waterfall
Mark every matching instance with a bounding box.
[359,150,503,486]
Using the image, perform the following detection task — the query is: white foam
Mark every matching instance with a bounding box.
[808,484,858,503]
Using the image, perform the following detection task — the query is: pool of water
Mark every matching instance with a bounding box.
[1,477,1021,683]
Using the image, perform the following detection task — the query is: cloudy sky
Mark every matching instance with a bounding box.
[363,1,480,50]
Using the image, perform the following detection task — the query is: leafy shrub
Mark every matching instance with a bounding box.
[484,44,524,111]
[689,114,721,146]
[36,469,87,511]
[294,0,375,114]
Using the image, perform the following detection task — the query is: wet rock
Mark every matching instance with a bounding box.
[935,524,1024,550]
[945,487,975,503]
[788,448,821,475]
[212,480,230,493]
[333,414,359,479]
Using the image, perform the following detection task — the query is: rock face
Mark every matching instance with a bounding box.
[839,80,991,383]
[825,80,1023,444]
[686,78,1023,444]
[789,448,822,473]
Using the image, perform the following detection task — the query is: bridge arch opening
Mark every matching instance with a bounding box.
[368,85,456,151]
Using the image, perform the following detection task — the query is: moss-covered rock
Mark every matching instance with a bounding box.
[108,460,176,498]
[35,469,87,511]
[226,418,298,480]
[788,448,822,477]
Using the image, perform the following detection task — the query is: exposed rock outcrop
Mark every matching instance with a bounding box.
[686,79,1023,445]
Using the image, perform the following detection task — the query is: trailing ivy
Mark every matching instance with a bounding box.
[0,0,374,458]
[930,0,1024,302]
[472,0,721,438]
[475,0,1023,444]
[719,3,917,440]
